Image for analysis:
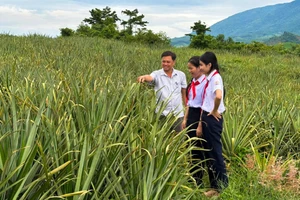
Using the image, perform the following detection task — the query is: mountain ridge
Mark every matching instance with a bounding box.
[265,32,300,45]
[209,0,300,42]
[171,0,300,46]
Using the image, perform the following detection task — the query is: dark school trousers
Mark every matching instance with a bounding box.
[186,107,205,185]
[201,111,228,191]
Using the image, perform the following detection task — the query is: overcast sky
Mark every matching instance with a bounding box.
[0,0,294,38]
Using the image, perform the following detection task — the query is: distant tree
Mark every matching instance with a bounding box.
[245,41,268,53]
[216,34,225,43]
[191,20,210,35]
[189,34,213,49]
[60,27,75,37]
[188,20,211,48]
[226,37,234,44]
[100,24,120,39]
[134,29,170,46]
[83,7,120,29]
[81,7,120,38]
[76,23,95,37]
[58,6,169,47]
[121,9,148,35]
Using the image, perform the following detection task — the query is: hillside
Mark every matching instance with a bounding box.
[171,0,300,46]
[170,35,191,47]
[265,32,300,45]
[209,0,300,43]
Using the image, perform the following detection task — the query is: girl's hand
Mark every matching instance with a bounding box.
[196,123,203,137]
[182,120,187,129]
[208,110,222,121]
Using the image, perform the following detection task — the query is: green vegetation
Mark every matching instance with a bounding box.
[266,32,300,45]
[185,21,300,56]
[172,1,300,46]
[60,6,170,46]
[0,34,299,199]
[208,0,300,43]
[58,6,300,55]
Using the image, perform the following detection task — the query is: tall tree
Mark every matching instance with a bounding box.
[191,20,210,35]
[187,20,211,48]
[121,9,148,35]
[82,7,120,38]
[58,7,169,46]
[83,7,120,31]
[186,20,210,39]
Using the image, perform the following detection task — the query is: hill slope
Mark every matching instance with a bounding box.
[209,0,300,42]
[265,32,300,45]
[171,0,300,46]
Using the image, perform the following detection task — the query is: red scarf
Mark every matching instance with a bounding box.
[186,76,206,104]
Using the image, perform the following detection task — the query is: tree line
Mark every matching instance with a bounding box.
[188,20,300,56]
[60,7,300,55]
[60,6,170,46]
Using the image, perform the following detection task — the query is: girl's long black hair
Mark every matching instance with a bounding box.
[186,56,200,99]
[199,51,220,74]
[200,52,226,98]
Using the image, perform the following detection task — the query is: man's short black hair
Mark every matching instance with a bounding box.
[161,51,176,61]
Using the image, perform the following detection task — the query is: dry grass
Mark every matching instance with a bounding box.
[245,154,300,194]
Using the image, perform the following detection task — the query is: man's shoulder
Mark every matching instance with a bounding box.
[151,69,164,75]
[174,69,186,77]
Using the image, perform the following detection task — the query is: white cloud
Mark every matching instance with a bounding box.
[0,6,37,25]
[0,0,294,38]
[128,5,240,37]
[0,5,88,36]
